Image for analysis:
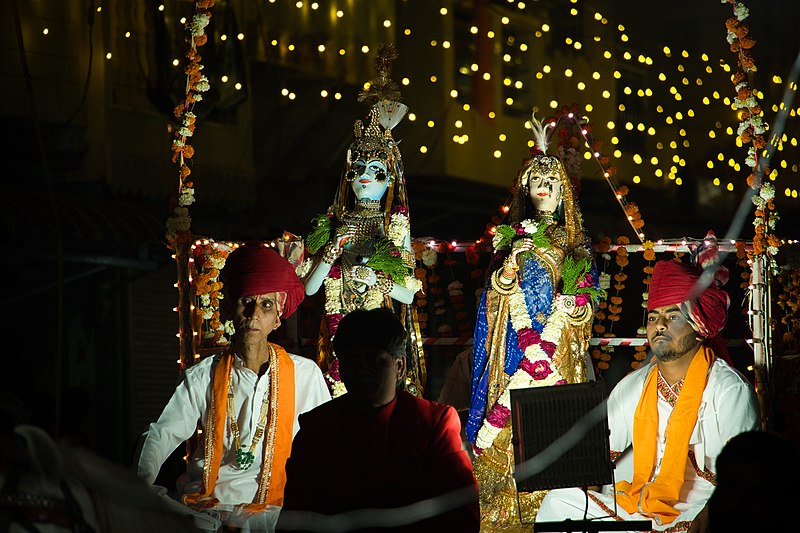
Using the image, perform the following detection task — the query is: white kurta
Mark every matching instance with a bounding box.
[536,358,759,532]
[137,351,331,506]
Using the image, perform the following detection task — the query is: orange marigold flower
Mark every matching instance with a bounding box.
[610,296,623,305]
[595,311,607,320]
[732,72,746,85]
[594,324,606,334]
[740,51,755,70]
[614,283,626,291]
[737,86,753,100]
[613,273,628,282]
[643,266,655,274]
[194,34,208,47]
[616,257,629,267]
[617,247,628,257]
[616,186,629,197]
[643,249,656,261]
[598,361,610,370]
[608,315,620,322]
[183,145,195,158]
[768,234,780,247]
[754,135,767,149]
[617,236,631,245]
[591,349,602,360]
[180,165,192,179]
[624,204,639,215]
[632,219,646,229]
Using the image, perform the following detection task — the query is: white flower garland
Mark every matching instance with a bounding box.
[323,276,342,315]
[387,211,409,246]
[473,284,567,452]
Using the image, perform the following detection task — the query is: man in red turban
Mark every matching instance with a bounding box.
[647,259,731,362]
[538,258,759,532]
[138,243,330,531]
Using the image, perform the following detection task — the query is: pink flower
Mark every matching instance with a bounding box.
[329,264,342,279]
[517,327,541,351]
[391,205,408,216]
[555,379,567,385]
[521,358,553,380]
[578,272,594,288]
[514,224,526,235]
[486,403,511,428]
[328,358,341,380]
[326,313,343,335]
[540,340,557,358]
[575,294,590,307]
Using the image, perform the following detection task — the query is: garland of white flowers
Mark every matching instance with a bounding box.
[322,208,420,397]
[473,287,567,452]
[475,218,599,452]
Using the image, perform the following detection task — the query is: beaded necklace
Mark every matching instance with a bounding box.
[227,343,279,470]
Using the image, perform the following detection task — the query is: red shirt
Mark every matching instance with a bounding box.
[280,390,479,532]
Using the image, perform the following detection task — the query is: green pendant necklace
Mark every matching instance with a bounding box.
[227,345,275,470]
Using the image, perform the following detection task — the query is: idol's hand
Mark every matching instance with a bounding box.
[511,237,534,261]
[322,230,352,264]
[350,265,377,287]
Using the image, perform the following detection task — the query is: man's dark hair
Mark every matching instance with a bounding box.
[333,309,406,360]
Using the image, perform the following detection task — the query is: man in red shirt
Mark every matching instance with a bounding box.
[279,309,479,532]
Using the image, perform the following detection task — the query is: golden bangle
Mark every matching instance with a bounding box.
[321,243,340,264]
[490,269,517,295]
[375,274,394,295]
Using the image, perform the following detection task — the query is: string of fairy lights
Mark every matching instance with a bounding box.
[32,0,800,201]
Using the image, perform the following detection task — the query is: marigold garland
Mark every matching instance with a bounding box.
[631,240,656,370]
[722,0,780,272]
[776,265,800,350]
[591,236,613,373]
[191,240,234,345]
[166,0,214,247]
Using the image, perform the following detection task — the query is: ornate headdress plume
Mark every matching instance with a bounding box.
[529,112,551,156]
[333,44,410,218]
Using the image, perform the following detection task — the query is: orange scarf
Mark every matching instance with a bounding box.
[183,344,296,511]
[615,346,714,525]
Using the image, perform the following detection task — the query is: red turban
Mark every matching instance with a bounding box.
[647,259,730,339]
[224,243,305,318]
